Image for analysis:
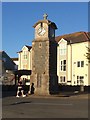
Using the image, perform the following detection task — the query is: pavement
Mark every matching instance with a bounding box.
[27,92,89,100]
[2,90,89,99]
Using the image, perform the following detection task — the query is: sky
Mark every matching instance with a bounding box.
[1,2,88,58]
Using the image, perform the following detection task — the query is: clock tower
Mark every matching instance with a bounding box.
[31,14,59,95]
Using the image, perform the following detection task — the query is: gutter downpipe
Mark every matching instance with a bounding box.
[70,40,72,85]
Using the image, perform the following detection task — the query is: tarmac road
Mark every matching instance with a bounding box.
[2,93,89,118]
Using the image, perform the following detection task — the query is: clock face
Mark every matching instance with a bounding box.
[38,27,46,36]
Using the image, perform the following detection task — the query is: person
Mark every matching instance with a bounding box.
[31,83,35,94]
[16,78,26,97]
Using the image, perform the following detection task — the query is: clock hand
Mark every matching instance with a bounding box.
[38,29,42,34]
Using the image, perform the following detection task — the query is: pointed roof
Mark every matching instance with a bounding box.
[55,31,90,44]
[17,45,32,53]
[25,45,32,50]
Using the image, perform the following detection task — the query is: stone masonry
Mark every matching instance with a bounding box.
[30,14,59,95]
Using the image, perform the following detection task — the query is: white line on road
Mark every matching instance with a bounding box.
[25,102,73,106]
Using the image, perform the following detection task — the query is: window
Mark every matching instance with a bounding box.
[60,60,66,71]
[60,77,62,82]
[77,76,79,85]
[81,61,84,67]
[63,60,66,71]
[80,76,84,83]
[60,43,66,55]
[61,61,63,71]
[77,61,84,67]
[60,76,66,83]
[63,76,65,82]
[77,61,80,67]
[77,76,84,85]
[23,51,28,59]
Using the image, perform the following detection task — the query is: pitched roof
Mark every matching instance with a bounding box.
[0,51,16,71]
[17,50,22,53]
[11,58,18,61]
[55,31,90,44]
[25,45,32,50]
[17,45,32,53]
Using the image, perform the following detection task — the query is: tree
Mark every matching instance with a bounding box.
[86,47,90,63]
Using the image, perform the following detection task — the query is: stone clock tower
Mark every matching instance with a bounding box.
[31,14,59,95]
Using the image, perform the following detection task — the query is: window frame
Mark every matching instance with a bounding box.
[77,61,84,67]
[23,51,28,59]
[81,61,84,67]
[59,43,66,55]
[77,61,80,67]
[60,60,66,71]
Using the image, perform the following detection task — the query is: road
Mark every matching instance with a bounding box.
[2,94,89,118]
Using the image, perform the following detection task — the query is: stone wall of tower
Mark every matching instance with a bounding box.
[49,40,59,94]
[30,39,50,95]
[30,16,59,95]
[30,39,59,95]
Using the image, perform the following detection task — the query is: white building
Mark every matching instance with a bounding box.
[18,32,90,86]
[17,45,32,81]
[56,31,90,86]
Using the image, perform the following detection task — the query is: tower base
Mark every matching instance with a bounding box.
[30,74,59,95]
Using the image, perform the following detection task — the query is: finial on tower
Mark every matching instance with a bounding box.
[43,13,48,20]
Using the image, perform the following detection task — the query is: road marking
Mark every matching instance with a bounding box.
[26,102,73,106]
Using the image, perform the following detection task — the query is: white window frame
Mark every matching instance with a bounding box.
[60,43,66,55]
[77,76,84,85]
[60,60,66,71]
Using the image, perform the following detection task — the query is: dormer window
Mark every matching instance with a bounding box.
[60,43,66,55]
[23,51,27,59]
